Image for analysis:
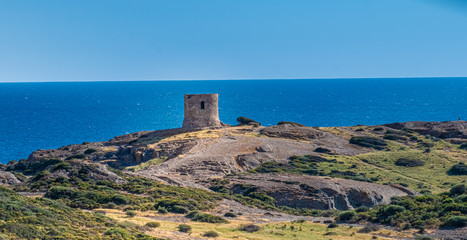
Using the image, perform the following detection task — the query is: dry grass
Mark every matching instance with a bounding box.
[98,209,405,240]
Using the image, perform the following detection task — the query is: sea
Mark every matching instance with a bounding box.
[1,78,466,163]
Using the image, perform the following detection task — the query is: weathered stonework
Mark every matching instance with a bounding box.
[182,94,221,129]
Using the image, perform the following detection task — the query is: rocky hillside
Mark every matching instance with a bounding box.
[0,120,466,239]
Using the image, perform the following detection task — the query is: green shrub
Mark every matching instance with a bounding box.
[338,210,356,222]
[456,194,467,202]
[104,227,132,239]
[314,147,331,153]
[224,212,237,217]
[395,158,425,167]
[383,134,408,141]
[186,211,228,223]
[111,195,130,205]
[327,222,339,228]
[459,143,467,150]
[203,230,219,237]
[358,225,380,233]
[70,197,99,209]
[145,222,161,228]
[45,186,79,200]
[84,148,97,154]
[157,206,168,214]
[377,205,406,219]
[0,222,45,239]
[349,136,387,150]
[447,162,467,175]
[239,224,260,232]
[177,224,192,233]
[154,199,190,213]
[125,210,136,218]
[442,216,467,228]
[51,162,73,171]
[450,184,466,195]
[31,170,50,181]
[65,154,86,160]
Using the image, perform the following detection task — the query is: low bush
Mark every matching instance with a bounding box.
[154,199,190,213]
[203,230,219,237]
[84,148,97,154]
[157,206,168,214]
[349,136,387,150]
[442,216,467,228]
[65,154,86,160]
[125,210,136,218]
[459,143,467,150]
[447,162,467,175]
[186,211,228,223]
[177,224,192,233]
[395,158,425,167]
[111,195,130,205]
[450,184,466,195]
[327,222,339,228]
[358,225,380,233]
[314,147,332,154]
[224,212,237,218]
[383,134,408,141]
[377,205,406,220]
[45,186,79,200]
[338,210,356,222]
[145,222,160,228]
[239,224,260,232]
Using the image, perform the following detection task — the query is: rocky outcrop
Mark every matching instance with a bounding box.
[384,121,467,139]
[260,124,325,141]
[0,171,21,185]
[227,174,415,210]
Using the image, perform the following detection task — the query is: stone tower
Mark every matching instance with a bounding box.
[182,94,221,129]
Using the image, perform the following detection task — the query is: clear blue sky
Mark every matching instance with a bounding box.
[1,0,467,82]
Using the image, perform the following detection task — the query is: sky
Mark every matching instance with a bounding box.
[0,0,467,82]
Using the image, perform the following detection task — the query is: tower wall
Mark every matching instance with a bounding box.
[182,94,221,129]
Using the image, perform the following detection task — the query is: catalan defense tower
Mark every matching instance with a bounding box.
[182,94,221,129]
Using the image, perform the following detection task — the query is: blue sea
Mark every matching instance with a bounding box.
[1,78,466,163]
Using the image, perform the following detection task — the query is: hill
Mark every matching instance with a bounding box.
[0,120,466,239]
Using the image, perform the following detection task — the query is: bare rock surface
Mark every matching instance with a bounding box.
[260,124,326,141]
[384,121,467,139]
[0,171,20,185]
[225,173,415,210]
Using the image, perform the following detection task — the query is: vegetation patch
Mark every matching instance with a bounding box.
[0,186,157,240]
[337,185,467,230]
[349,136,387,150]
[250,155,370,182]
[395,158,425,167]
[186,211,229,223]
[125,157,167,172]
[177,224,192,233]
[239,224,260,232]
[447,162,467,175]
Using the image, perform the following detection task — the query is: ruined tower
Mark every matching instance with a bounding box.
[182,94,221,129]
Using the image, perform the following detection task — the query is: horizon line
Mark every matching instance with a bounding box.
[0,76,466,83]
